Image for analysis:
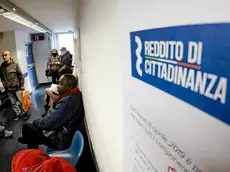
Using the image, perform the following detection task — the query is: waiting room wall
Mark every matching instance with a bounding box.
[78,0,123,172]
[14,30,31,92]
[78,0,230,172]
[0,31,17,64]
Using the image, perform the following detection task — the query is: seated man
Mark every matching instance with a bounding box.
[18,74,85,150]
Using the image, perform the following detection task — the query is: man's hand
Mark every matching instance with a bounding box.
[21,86,25,91]
[51,90,59,95]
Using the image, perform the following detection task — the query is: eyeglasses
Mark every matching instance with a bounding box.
[2,54,9,57]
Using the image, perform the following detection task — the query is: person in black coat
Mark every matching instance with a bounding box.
[18,74,84,150]
[59,47,73,75]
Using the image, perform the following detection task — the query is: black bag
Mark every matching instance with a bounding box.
[45,69,52,77]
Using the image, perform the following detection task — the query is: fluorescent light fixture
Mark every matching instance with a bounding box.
[1,12,47,32]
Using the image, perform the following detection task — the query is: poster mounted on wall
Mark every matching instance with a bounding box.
[117,1,230,172]
[130,24,230,126]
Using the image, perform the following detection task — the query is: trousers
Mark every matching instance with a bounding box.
[51,71,60,84]
[21,123,57,149]
[7,90,25,116]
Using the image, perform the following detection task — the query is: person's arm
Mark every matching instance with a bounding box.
[47,56,52,67]
[16,64,24,89]
[66,54,72,67]
[56,56,61,65]
[33,101,69,130]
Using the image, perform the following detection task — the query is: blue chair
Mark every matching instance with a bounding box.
[46,131,84,166]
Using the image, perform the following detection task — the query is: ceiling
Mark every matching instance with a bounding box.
[0,15,28,32]
[0,0,74,33]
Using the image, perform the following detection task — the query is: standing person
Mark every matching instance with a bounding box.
[59,47,73,75]
[0,51,30,121]
[47,49,61,84]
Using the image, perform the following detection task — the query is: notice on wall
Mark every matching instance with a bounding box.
[130,24,230,126]
[118,3,230,171]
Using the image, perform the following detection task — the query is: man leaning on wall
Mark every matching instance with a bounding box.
[0,51,30,121]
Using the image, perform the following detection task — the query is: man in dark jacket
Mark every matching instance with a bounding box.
[59,47,73,75]
[0,51,30,120]
[18,74,85,150]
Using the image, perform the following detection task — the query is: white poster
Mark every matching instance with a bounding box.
[117,1,230,172]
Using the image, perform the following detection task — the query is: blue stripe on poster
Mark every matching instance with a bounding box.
[130,23,230,125]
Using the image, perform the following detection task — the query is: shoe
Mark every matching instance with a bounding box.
[14,115,20,121]
[42,112,47,118]
[23,112,31,120]
[4,130,13,137]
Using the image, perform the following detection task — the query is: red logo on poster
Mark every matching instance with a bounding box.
[168,167,177,172]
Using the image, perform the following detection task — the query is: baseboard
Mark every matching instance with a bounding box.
[84,117,100,172]
[38,82,51,86]
[30,83,50,94]
[32,84,39,93]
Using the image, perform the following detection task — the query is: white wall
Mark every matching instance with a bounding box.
[50,34,58,49]
[15,30,30,75]
[78,0,123,172]
[14,30,31,92]
[0,31,17,64]
[78,1,230,172]
[32,40,51,84]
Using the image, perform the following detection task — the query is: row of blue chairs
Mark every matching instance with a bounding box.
[46,131,84,166]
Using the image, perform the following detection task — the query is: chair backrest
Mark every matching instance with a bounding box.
[68,131,84,165]
[47,130,84,166]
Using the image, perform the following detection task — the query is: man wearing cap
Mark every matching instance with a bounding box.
[0,51,30,121]
[59,47,73,75]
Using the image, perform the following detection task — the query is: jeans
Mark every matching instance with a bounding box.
[7,90,25,116]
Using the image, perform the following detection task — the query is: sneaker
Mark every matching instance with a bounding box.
[23,112,31,120]
[4,130,13,137]
[14,115,20,121]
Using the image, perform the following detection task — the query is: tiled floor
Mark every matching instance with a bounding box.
[0,85,97,172]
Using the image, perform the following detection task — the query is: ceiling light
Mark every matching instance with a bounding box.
[12,8,16,11]
[1,12,47,32]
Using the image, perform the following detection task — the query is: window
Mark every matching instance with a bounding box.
[57,33,74,55]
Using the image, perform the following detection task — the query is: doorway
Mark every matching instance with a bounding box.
[25,43,37,92]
